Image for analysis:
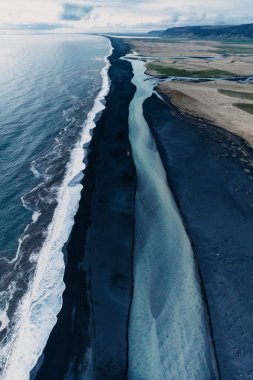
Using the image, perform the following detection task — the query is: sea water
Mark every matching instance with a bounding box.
[0,34,111,379]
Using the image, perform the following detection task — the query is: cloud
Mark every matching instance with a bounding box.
[0,0,253,33]
[95,4,253,32]
[61,3,93,21]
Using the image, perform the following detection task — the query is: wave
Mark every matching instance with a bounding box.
[1,38,113,380]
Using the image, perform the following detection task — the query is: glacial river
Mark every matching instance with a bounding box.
[126,56,218,380]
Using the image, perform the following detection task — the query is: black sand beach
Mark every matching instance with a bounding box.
[144,94,253,380]
[33,38,136,380]
[31,36,253,380]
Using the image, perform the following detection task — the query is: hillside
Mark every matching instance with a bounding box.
[149,23,253,39]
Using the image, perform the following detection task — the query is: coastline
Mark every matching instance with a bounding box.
[28,35,253,379]
[33,37,136,379]
[1,36,112,380]
[0,26,253,380]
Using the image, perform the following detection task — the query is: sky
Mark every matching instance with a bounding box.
[0,0,253,34]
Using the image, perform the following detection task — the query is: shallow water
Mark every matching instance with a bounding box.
[127,57,218,379]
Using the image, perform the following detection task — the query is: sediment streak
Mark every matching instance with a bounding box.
[126,57,218,380]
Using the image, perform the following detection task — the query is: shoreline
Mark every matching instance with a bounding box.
[1,36,112,380]
[30,35,253,379]
[32,37,136,379]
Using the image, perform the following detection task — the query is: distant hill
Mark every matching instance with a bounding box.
[148,30,164,36]
[149,23,253,39]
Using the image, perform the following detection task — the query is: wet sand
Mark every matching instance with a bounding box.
[32,38,136,380]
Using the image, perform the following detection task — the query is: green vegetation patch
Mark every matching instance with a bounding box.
[218,45,253,55]
[234,103,253,115]
[220,39,253,44]
[130,38,184,44]
[146,63,235,78]
[218,89,253,100]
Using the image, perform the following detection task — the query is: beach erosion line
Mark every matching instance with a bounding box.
[1,38,112,380]
[126,56,219,379]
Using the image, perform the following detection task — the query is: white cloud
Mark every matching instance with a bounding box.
[0,0,253,33]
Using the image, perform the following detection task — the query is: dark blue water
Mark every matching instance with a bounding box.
[0,34,111,379]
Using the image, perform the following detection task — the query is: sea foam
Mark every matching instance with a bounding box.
[1,39,112,380]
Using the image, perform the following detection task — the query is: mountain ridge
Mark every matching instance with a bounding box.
[149,23,253,39]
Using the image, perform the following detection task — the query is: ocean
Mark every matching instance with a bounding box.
[0,33,111,379]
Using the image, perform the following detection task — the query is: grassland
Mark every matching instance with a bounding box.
[234,103,253,115]
[132,37,253,146]
[218,45,253,55]
[218,89,253,100]
[146,63,235,78]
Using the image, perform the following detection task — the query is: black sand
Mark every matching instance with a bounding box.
[32,38,136,380]
[144,94,253,380]
[31,36,253,380]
